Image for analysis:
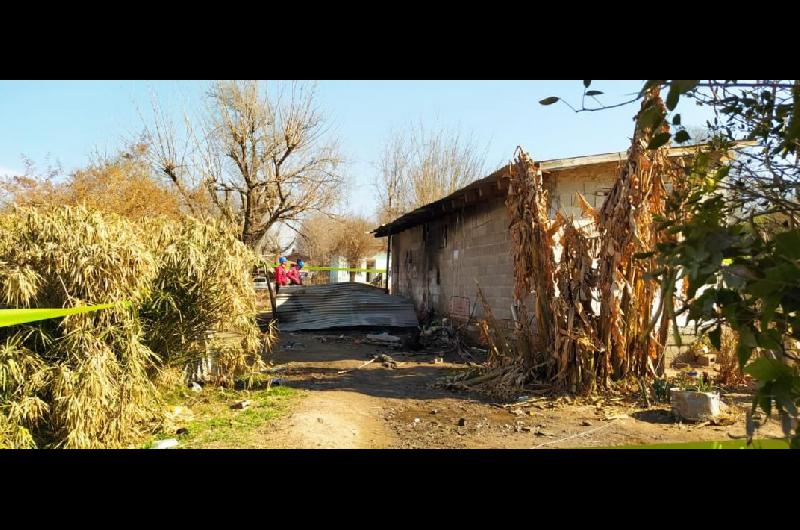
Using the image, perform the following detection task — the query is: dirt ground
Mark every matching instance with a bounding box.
[252,330,786,449]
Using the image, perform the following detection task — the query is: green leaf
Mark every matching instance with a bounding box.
[666,86,680,111]
[665,81,699,111]
[760,297,780,330]
[583,80,592,88]
[675,130,691,143]
[757,391,772,416]
[672,80,700,94]
[672,114,682,126]
[773,230,800,260]
[736,340,753,367]
[648,132,671,150]
[638,105,665,130]
[708,326,721,351]
[585,90,604,96]
[744,357,791,381]
[756,329,783,352]
[639,80,665,98]
[539,97,560,106]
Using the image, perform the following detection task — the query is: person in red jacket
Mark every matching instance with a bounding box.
[274,256,289,291]
[287,260,305,285]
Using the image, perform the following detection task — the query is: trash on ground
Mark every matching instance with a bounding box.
[151,438,179,449]
[231,399,252,410]
[366,332,402,344]
[670,389,721,422]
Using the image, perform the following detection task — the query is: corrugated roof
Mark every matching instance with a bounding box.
[275,283,419,331]
[371,143,731,237]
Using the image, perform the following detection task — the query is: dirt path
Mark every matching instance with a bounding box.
[258,390,391,448]
[256,331,785,449]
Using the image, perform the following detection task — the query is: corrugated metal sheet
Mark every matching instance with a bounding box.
[275,283,419,331]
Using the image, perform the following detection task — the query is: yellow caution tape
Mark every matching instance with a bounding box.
[0,301,132,328]
[257,263,386,274]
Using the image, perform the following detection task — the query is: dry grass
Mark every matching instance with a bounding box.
[141,216,264,385]
[0,206,271,448]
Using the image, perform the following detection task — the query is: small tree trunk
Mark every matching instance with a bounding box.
[349,271,356,282]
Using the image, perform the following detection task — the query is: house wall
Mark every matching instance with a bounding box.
[391,196,515,324]
[390,162,697,359]
[330,252,388,284]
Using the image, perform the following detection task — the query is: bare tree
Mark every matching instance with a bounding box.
[143,80,344,254]
[295,213,343,267]
[333,215,383,282]
[374,123,486,224]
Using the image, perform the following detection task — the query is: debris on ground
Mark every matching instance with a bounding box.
[366,332,401,344]
[151,438,179,449]
[418,319,478,364]
[231,399,252,410]
[337,356,378,374]
[162,405,194,435]
[376,354,398,369]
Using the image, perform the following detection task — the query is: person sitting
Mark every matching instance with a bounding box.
[287,260,305,285]
[274,256,289,291]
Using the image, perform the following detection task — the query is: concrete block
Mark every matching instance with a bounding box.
[670,389,720,422]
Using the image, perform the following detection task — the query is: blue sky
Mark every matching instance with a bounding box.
[0,80,713,217]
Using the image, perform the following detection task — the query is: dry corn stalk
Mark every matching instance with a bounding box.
[595,85,671,383]
[506,148,560,371]
[464,85,676,396]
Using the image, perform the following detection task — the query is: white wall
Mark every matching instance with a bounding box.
[329,252,388,284]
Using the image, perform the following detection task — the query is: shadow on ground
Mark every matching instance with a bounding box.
[267,330,497,403]
[631,408,676,425]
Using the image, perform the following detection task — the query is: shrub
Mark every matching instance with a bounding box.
[0,206,266,448]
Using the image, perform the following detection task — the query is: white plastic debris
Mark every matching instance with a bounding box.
[366,332,401,343]
[151,439,179,449]
[670,389,721,422]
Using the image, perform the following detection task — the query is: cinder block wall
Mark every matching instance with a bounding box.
[392,197,515,325]
[390,162,700,349]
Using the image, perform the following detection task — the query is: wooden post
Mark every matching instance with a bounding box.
[265,267,278,317]
[384,234,392,294]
